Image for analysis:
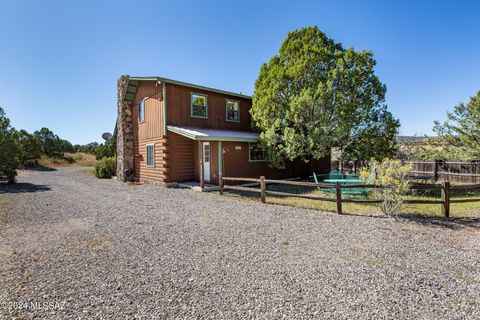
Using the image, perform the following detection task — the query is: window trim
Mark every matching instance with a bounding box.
[225,99,240,122]
[138,99,145,123]
[190,92,208,119]
[248,142,266,162]
[146,143,155,168]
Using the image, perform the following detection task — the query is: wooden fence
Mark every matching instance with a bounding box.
[220,176,480,217]
[333,160,480,184]
[408,160,480,184]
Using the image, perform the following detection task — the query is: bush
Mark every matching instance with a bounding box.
[14,129,42,165]
[95,142,115,160]
[360,158,412,217]
[0,107,19,183]
[93,157,116,179]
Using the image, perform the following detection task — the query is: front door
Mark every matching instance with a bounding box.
[203,142,211,182]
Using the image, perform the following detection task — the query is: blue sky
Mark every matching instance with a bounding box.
[1,0,479,144]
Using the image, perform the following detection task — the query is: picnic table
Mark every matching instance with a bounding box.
[322,178,365,195]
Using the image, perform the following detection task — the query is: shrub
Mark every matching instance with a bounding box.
[93,157,116,179]
[0,107,19,183]
[360,158,412,217]
[95,142,115,160]
[14,129,42,165]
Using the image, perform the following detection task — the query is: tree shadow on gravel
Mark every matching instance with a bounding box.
[20,164,57,171]
[398,214,480,231]
[0,183,51,194]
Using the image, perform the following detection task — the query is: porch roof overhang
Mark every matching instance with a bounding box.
[167,125,259,142]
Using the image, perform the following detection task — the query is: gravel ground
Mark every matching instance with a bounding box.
[0,167,479,319]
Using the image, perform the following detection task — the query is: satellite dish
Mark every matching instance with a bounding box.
[102,132,113,141]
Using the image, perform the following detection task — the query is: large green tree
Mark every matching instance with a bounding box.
[14,129,42,165]
[431,91,480,161]
[0,107,19,183]
[251,26,399,169]
[33,127,70,156]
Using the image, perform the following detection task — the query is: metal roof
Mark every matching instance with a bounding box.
[123,76,251,102]
[167,125,259,142]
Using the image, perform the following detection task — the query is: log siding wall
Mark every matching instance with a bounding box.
[167,132,195,182]
[133,137,169,184]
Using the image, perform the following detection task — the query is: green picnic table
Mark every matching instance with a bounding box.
[323,179,365,195]
[313,173,367,195]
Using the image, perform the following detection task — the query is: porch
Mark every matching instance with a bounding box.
[167,125,259,188]
[177,181,220,192]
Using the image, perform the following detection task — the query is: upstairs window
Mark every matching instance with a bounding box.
[146,144,155,167]
[191,93,208,119]
[138,99,145,123]
[249,143,266,162]
[226,100,240,122]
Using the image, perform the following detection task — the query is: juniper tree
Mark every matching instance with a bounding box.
[251,26,399,171]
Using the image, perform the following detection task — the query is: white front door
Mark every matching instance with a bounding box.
[203,142,211,182]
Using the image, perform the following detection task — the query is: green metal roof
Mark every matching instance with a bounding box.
[123,76,252,102]
[167,125,259,142]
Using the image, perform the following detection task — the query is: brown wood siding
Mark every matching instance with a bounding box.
[133,137,169,182]
[166,132,195,182]
[132,82,165,140]
[222,142,331,180]
[166,83,252,131]
[132,81,167,184]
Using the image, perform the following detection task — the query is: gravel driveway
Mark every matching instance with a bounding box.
[0,167,479,319]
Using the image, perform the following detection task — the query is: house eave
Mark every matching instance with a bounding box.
[123,76,251,102]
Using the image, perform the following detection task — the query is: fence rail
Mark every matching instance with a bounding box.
[407,160,480,183]
[220,176,480,217]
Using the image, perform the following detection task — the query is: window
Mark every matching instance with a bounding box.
[138,99,145,123]
[226,100,240,122]
[191,93,208,118]
[146,144,155,167]
[249,143,266,162]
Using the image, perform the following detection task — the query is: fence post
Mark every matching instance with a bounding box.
[335,181,342,214]
[219,176,224,195]
[441,181,450,218]
[260,176,266,203]
[434,159,439,182]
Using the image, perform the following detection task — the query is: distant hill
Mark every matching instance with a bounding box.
[396,136,428,143]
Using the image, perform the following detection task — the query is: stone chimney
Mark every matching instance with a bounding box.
[116,75,134,182]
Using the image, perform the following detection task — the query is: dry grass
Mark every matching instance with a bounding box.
[0,197,10,222]
[36,152,96,168]
[225,183,480,218]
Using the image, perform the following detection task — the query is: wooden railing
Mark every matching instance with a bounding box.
[220,176,480,217]
[407,160,480,183]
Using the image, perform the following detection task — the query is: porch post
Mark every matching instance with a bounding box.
[218,141,223,185]
[199,141,204,188]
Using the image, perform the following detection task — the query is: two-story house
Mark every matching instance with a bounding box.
[116,75,330,186]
